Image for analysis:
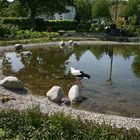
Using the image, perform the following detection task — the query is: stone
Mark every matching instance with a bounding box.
[68,85,82,103]
[20,51,32,57]
[72,42,78,47]
[61,97,71,106]
[15,44,23,51]
[68,40,73,46]
[46,86,64,103]
[0,76,24,89]
[59,41,65,49]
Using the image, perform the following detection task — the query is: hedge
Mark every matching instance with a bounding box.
[1,18,46,31]
[46,20,78,31]
[1,18,78,31]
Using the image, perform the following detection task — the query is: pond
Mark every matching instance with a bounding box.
[0,45,140,118]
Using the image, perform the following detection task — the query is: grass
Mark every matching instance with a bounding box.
[0,107,139,140]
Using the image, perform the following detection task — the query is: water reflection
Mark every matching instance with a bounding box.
[0,45,140,117]
[106,47,113,86]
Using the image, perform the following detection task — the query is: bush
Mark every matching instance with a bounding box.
[1,18,46,31]
[0,23,18,38]
[15,30,59,39]
[76,22,91,32]
[1,18,78,32]
[46,20,78,31]
[0,108,140,140]
[90,24,104,33]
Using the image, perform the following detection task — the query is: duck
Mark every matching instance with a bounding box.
[70,67,90,79]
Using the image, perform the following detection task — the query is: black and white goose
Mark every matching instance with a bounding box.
[70,67,90,79]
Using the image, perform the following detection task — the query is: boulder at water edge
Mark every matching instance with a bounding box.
[15,44,23,51]
[0,76,24,89]
[20,51,32,57]
[46,86,64,103]
[68,85,82,103]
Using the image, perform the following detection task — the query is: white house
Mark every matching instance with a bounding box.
[54,6,76,20]
[38,6,76,21]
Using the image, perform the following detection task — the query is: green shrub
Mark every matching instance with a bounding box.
[90,24,105,33]
[46,20,78,31]
[1,18,46,31]
[15,30,58,39]
[0,108,140,140]
[0,23,18,38]
[1,18,78,32]
[76,22,91,32]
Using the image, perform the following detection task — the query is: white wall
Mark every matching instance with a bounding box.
[54,6,76,20]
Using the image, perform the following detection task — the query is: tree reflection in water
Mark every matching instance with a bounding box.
[105,47,114,86]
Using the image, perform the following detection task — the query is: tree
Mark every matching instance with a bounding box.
[121,0,140,24]
[10,0,73,27]
[8,0,27,17]
[0,0,10,16]
[92,0,111,20]
[122,0,140,17]
[74,0,92,22]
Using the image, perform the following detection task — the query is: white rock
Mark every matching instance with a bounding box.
[59,41,65,49]
[68,40,73,46]
[46,86,64,103]
[15,44,23,50]
[20,51,32,57]
[72,42,78,47]
[68,85,82,102]
[0,76,24,89]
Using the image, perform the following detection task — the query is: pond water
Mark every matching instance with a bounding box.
[0,45,140,118]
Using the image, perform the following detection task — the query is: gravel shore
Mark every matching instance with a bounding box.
[1,40,140,52]
[0,41,140,130]
[0,87,140,130]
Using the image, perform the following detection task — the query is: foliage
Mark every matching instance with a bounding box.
[1,17,46,31]
[92,0,111,20]
[121,0,140,17]
[90,23,105,33]
[0,25,58,39]
[46,20,78,31]
[15,30,59,39]
[1,18,78,31]
[10,0,74,28]
[116,17,126,28]
[8,0,27,17]
[0,108,140,140]
[74,0,92,22]
[0,23,18,38]
[0,0,10,16]
[76,22,91,32]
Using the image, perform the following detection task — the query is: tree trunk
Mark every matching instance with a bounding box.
[137,15,140,25]
[30,12,36,30]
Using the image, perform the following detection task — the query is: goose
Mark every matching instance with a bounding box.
[70,67,90,79]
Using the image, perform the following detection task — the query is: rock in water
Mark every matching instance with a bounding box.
[20,51,32,57]
[0,76,24,89]
[46,86,64,103]
[68,85,82,103]
[15,44,23,51]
